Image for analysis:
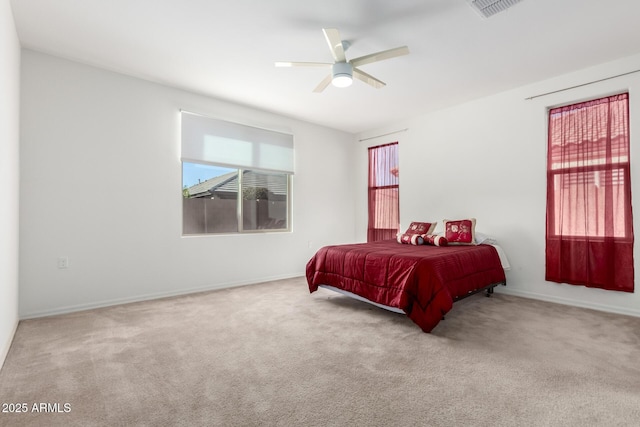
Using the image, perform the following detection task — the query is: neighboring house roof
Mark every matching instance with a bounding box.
[185,170,287,198]
[185,171,237,198]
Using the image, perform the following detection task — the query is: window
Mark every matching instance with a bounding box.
[545,93,634,292]
[181,112,293,235]
[367,142,399,242]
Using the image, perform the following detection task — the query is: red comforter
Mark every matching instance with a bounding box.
[306,239,506,332]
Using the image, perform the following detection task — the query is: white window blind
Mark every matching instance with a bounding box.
[181,111,294,173]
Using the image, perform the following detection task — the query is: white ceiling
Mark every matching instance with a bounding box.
[10,0,640,134]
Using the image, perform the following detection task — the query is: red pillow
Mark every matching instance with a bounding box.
[443,218,476,245]
[424,234,448,246]
[397,233,424,245]
[403,221,436,237]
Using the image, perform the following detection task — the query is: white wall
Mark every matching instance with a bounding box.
[0,0,20,367]
[357,53,640,318]
[19,50,356,318]
[20,46,640,322]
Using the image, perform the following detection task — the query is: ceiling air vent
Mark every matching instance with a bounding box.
[466,0,524,18]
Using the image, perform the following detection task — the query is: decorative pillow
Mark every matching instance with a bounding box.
[403,221,436,237]
[397,233,424,245]
[424,234,448,246]
[443,218,476,245]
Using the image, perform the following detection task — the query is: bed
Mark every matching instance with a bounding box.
[305,237,508,333]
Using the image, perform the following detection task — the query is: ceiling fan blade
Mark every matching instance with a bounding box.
[353,68,386,89]
[313,75,333,93]
[323,28,346,63]
[350,46,409,68]
[275,61,332,68]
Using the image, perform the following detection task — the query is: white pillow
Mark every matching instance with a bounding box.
[474,232,497,245]
[432,230,496,245]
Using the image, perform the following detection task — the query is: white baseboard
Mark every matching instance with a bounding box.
[0,317,19,370]
[19,273,303,320]
[495,287,640,318]
[22,275,639,322]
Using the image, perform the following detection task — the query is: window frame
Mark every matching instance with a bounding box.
[180,111,294,236]
[367,142,400,242]
[181,162,292,236]
[544,92,634,292]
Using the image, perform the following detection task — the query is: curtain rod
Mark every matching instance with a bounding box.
[525,68,640,100]
[358,128,408,142]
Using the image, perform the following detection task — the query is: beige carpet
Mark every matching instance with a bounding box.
[1,277,639,427]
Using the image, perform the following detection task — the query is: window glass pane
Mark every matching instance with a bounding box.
[241,170,288,231]
[367,142,399,242]
[373,188,399,229]
[183,163,238,234]
[182,163,290,235]
[552,168,627,238]
[370,144,399,187]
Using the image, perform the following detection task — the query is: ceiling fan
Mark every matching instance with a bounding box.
[275,28,409,92]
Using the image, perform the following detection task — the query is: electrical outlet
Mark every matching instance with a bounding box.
[57,257,69,269]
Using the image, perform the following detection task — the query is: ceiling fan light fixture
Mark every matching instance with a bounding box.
[332,62,353,88]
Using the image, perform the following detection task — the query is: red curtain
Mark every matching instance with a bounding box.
[368,142,399,242]
[546,93,634,292]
